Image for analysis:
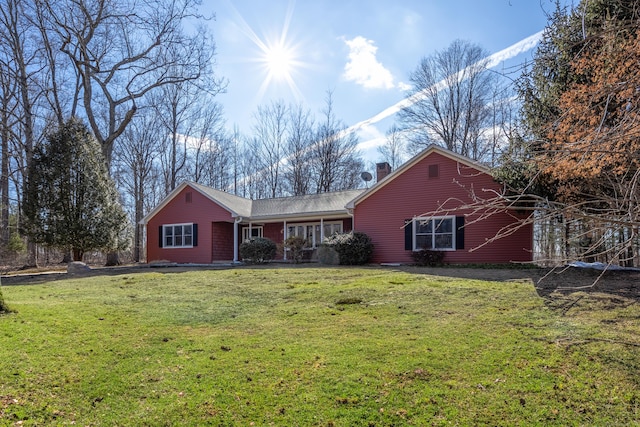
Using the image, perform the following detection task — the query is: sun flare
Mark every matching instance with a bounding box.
[229,1,306,100]
[263,42,295,82]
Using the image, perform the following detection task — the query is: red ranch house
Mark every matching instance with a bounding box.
[141,145,533,264]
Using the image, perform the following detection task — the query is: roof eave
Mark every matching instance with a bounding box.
[139,181,190,225]
[247,210,352,223]
[139,181,242,225]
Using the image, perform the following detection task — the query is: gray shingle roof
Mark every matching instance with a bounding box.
[188,182,253,217]
[190,182,363,221]
[251,189,364,220]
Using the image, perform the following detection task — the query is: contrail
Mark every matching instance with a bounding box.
[351,30,544,137]
[230,31,545,191]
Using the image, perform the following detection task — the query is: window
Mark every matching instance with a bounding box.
[323,223,342,239]
[415,216,455,250]
[242,226,263,241]
[287,221,343,248]
[162,223,194,248]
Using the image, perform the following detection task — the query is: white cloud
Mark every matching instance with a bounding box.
[343,36,395,90]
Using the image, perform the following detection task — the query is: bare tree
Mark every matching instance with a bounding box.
[41,0,223,167]
[189,102,226,186]
[0,0,46,265]
[252,100,288,198]
[153,83,194,194]
[377,124,407,170]
[283,104,314,196]
[229,125,242,195]
[113,113,162,262]
[399,39,497,160]
[0,60,16,246]
[237,141,268,200]
[311,92,363,193]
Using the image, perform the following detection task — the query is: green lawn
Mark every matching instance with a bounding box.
[0,266,638,426]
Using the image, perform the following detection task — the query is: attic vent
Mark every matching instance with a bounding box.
[185,192,192,203]
[428,164,439,179]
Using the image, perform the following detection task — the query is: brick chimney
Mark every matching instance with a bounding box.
[376,162,391,182]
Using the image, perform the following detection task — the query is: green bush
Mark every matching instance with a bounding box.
[323,232,373,265]
[283,235,307,263]
[410,249,445,266]
[0,282,12,314]
[239,237,277,264]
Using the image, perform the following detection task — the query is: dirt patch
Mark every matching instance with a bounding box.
[398,265,640,300]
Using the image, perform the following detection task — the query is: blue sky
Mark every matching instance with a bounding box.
[206,0,571,164]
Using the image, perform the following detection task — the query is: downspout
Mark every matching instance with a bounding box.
[347,208,355,235]
[233,216,242,263]
[142,223,147,263]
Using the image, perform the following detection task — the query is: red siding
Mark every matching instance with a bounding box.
[263,223,283,244]
[147,185,235,263]
[353,152,533,264]
[212,222,234,261]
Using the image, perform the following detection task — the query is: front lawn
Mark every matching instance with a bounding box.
[0,267,638,425]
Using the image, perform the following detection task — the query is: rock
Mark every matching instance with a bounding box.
[67,261,91,275]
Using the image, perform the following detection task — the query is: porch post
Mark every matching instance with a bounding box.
[233,217,242,263]
[320,218,324,244]
[283,220,287,261]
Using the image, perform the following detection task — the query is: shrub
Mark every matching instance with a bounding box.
[284,235,307,263]
[410,249,445,266]
[323,232,373,265]
[0,281,12,314]
[239,237,277,264]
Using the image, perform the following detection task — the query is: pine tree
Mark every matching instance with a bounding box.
[23,118,130,262]
[500,0,640,265]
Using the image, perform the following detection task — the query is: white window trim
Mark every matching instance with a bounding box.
[242,225,263,241]
[286,221,343,248]
[413,216,456,251]
[163,223,194,249]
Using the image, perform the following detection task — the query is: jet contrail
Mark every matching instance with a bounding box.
[230,31,545,191]
[351,30,545,137]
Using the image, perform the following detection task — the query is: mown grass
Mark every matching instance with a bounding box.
[0,266,638,426]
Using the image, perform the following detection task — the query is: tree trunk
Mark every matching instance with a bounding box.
[0,96,9,247]
[27,241,38,268]
[106,251,121,266]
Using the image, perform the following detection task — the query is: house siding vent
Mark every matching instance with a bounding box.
[428,164,439,179]
[376,162,391,182]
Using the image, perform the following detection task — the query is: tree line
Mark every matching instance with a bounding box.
[2,0,638,268]
[0,0,366,265]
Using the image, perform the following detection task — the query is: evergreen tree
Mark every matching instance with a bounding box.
[497,0,640,265]
[23,118,130,262]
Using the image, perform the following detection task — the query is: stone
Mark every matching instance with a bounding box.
[67,261,91,275]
